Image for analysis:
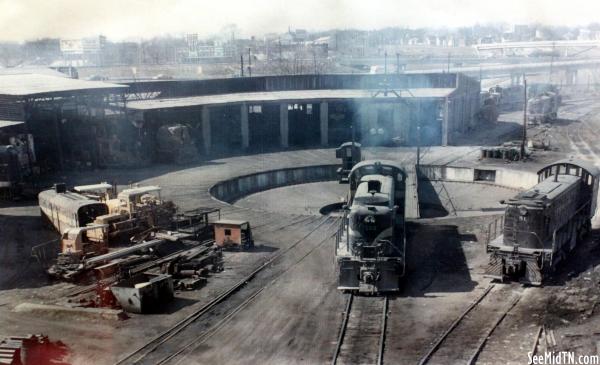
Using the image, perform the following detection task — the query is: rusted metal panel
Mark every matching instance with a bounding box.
[111,274,174,314]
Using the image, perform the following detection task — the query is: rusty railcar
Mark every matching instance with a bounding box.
[335,160,407,294]
[39,185,109,234]
[486,159,599,285]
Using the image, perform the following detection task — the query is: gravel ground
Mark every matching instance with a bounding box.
[2,90,600,364]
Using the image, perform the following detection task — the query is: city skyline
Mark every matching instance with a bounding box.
[2,0,600,42]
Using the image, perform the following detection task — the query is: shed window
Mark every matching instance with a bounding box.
[224,228,231,236]
[249,105,262,113]
[474,169,496,182]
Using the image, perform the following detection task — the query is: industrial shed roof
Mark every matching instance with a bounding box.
[0,120,25,129]
[0,74,128,97]
[126,88,456,111]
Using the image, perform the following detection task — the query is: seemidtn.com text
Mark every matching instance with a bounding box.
[529,352,600,365]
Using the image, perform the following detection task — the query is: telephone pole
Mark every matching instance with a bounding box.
[248,47,252,77]
[240,54,244,77]
[384,51,388,74]
[521,78,528,159]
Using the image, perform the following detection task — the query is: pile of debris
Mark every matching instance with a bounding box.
[34,182,259,315]
[0,334,67,365]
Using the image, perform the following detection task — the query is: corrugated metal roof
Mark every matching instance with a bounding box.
[0,74,127,97]
[0,120,25,129]
[126,88,456,111]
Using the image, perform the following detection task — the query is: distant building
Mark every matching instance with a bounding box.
[183,34,234,63]
[59,35,106,66]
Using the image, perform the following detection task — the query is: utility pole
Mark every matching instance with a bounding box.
[416,101,421,167]
[240,54,244,77]
[447,52,451,73]
[396,53,400,74]
[248,47,252,77]
[384,51,387,74]
[549,42,555,83]
[521,78,528,160]
[313,51,317,74]
[278,38,282,70]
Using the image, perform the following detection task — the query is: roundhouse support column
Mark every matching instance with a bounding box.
[392,102,403,144]
[320,101,329,146]
[241,103,249,149]
[279,103,289,148]
[202,106,211,154]
[442,97,450,146]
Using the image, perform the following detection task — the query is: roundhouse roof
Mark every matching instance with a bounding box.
[125,88,456,111]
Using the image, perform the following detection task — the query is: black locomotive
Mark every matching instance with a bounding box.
[486,159,599,285]
[335,160,406,294]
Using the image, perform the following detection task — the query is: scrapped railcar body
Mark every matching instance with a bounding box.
[335,160,406,294]
[39,187,109,234]
[486,159,599,285]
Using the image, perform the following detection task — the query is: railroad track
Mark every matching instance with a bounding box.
[331,294,389,365]
[115,216,339,365]
[418,284,523,365]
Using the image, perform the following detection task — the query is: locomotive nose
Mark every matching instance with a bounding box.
[363,271,376,284]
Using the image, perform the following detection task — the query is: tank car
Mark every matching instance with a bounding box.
[486,159,599,285]
[39,184,109,234]
[335,160,406,294]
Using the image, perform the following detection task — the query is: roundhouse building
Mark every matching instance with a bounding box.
[125,73,481,155]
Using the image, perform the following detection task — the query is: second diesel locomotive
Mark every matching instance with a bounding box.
[486,159,599,285]
[335,160,406,294]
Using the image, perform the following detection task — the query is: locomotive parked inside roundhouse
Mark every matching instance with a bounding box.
[335,160,406,294]
[486,159,599,285]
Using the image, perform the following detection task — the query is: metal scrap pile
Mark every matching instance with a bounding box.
[35,182,229,313]
[0,334,66,365]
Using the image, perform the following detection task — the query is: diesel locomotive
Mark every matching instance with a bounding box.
[486,159,599,285]
[335,160,406,294]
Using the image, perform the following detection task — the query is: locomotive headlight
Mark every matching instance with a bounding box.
[519,206,528,216]
[364,215,376,224]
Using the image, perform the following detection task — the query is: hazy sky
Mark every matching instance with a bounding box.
[2,0,600,42]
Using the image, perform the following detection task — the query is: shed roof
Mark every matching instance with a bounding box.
[0,120,25,129]
[215,219,249,226]
[126,88,456,111]
[0,74,127,97]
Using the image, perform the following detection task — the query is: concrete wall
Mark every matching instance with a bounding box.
[210,163,538,209]
[418,165,538,190]
[210,164,339,203]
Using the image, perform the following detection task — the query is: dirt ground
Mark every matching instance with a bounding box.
[2,87,600,364]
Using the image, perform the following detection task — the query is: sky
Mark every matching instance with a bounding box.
[1,0,600,42]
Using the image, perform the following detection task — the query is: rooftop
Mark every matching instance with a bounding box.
[0,120,25,129]
[0,74,128,98]
[125,88,456,111]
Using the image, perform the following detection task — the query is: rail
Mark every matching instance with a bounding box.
[418,284,523,365]
[418,285,494,365]
[331,294,388,365]
[115,217,338,365]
